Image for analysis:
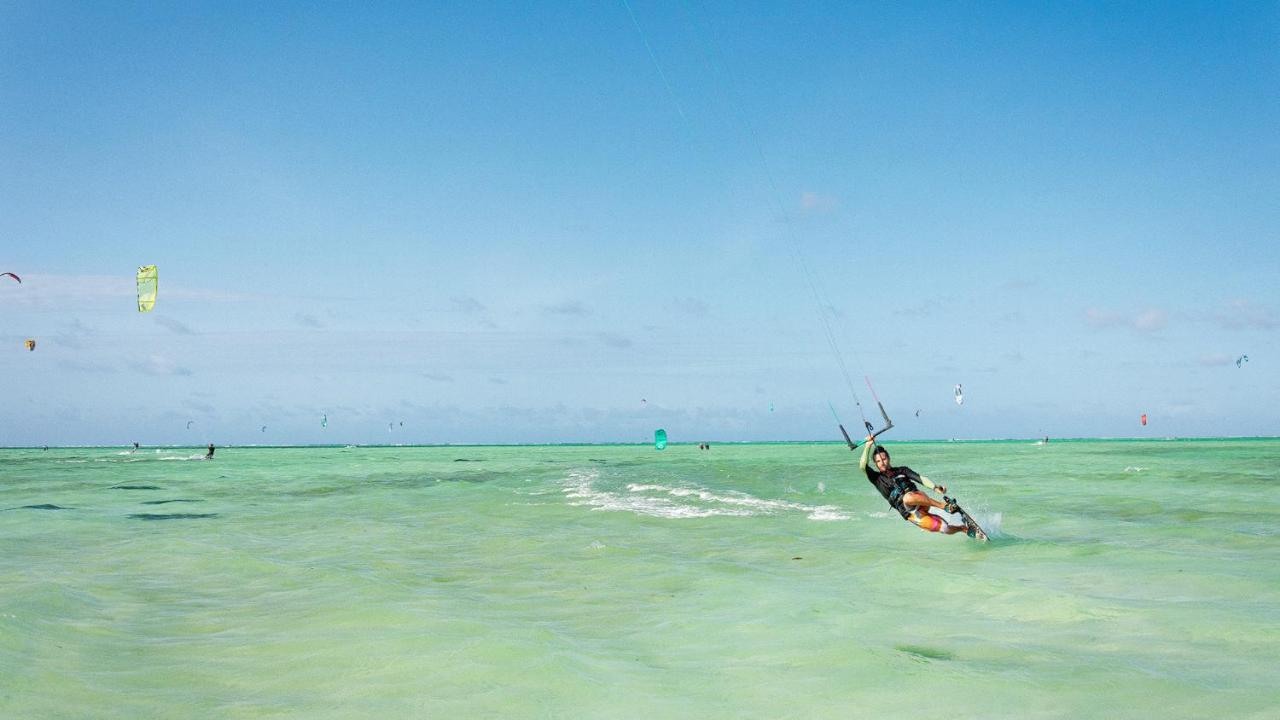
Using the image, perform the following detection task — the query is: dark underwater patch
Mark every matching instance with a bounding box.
[11,504,72,511]
[111,485,161,490]
[128,513,219,521]
[140,499,204,505]
[895,644,954,661]
[453,458,482,462]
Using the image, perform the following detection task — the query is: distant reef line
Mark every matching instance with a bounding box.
[3,436,1279,450]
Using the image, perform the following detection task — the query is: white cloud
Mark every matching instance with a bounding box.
[1211,299,1277,330]
[543,300,590,316]
[450,295,486,313]
[596,332,633,349]
[155,316,195,335]
[1084,307,1167,333]
[294,313,324,328]
[665,297,709,316]
[1133,309,1167,332]
[131,355,194,376]
[0,273,256,310]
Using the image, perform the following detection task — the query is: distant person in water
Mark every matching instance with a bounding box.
[859,436,973,537]
[132,442,140,452]
[205,443,215,459]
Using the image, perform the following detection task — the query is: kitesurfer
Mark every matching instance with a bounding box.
[205,443,215,459]
[859,437,974,537]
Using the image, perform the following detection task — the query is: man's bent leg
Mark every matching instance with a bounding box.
[902,491,947,513]
[908,512,969,535]
[908,513,945,533]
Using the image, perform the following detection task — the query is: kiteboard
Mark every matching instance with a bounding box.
[944,496,988,542]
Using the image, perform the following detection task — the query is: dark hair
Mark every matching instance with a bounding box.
[872,446,889,459]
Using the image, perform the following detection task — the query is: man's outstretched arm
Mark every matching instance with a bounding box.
[916,474,946,495]
[858,436,874,471]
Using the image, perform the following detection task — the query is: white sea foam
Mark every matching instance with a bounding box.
[563,472,849,521]
[976,512,1004,537]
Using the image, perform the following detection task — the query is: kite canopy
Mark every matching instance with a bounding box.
[1140,414,1148,426]
[137,265,157,312]
[321,414,328,428]
[954,384,964,406]
[1,272,19,284]
[1236,355,1249,368]
[24,339,36,351]
[654,428,667,450]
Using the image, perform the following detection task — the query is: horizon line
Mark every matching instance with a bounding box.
[4,435,1279,450]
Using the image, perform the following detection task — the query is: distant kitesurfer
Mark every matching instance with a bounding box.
[860,436,974,537]
[133,442,140,451]
[205,443,215,459]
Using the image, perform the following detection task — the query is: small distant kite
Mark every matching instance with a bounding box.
[24,339,36,352]
[321,414,328,429]
[2,272,20,284]
[261,425,267,433]
[915,409,921,417]
[1140,414,1148,427]
[954,384,964,406]
[136,265,157,313]
[654,428,667,450]
[768,402,774,413]
[186,420,194,430]
[1236,355,1249,368]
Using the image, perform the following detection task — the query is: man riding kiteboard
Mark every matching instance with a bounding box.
[859,436,980,538]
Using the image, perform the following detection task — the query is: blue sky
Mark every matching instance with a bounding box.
[2,1,1277,446]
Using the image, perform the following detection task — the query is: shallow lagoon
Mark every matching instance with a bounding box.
[2,440,1277,718]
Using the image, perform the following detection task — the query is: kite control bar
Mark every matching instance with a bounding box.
[839,404,893,451]
[839,378,894,450]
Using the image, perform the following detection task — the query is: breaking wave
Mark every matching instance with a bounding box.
[561,470,849,521]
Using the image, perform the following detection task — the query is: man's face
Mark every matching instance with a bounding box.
[874,452,890,472]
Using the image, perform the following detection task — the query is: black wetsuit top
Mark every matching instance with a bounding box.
[865,464,922,519]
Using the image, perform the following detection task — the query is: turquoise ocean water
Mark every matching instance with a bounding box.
[2,440,1277,718]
